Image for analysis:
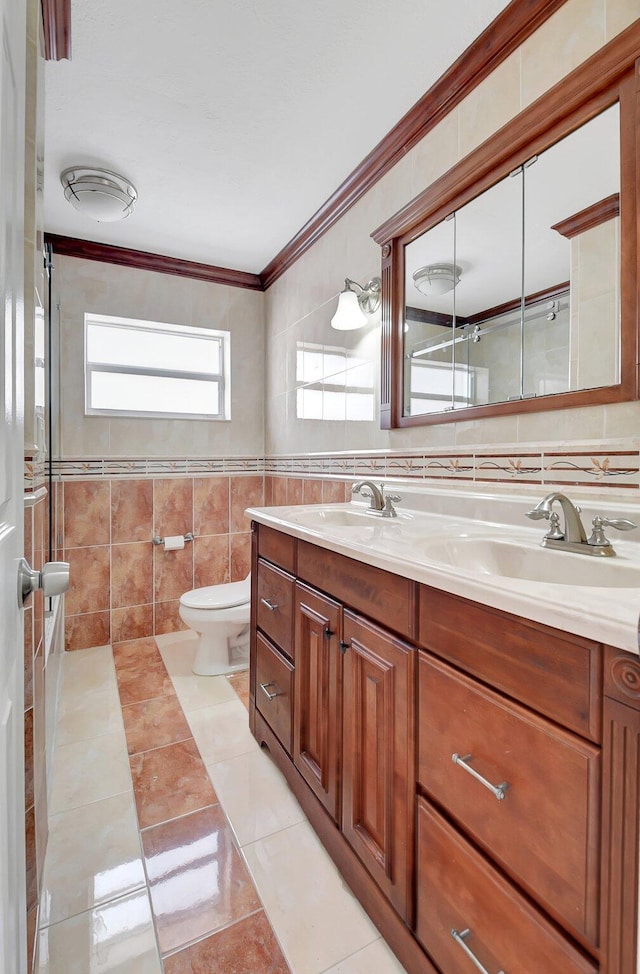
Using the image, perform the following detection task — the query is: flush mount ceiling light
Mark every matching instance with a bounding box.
[60,167,138,222]
[412,262,461,297]
[331,277,381,331]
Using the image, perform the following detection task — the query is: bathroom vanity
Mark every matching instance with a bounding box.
[247,488,640,974]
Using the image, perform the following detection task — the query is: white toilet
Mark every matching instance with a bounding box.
[179,574,251,676]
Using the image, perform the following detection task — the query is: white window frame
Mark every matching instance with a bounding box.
[84,312,231,421]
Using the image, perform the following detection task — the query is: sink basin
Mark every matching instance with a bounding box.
[418,536,640,588]
[285,506,406,529]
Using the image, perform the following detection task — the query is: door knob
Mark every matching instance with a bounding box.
[18,558,70,607]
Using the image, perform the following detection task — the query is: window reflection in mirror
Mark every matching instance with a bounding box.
[296,341,375,422]
[402,103,620,418]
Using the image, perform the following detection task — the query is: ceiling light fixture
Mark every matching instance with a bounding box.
[60,166,138,222]
[331,277,381,331]
[412,262,461,297]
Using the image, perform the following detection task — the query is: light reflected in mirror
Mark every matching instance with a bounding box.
[403,103,620,417]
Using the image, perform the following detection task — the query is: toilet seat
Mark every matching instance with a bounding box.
[180,575,250,610]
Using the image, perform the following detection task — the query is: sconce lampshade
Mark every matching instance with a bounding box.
[331,285,368,330]
[331,277,381,331]
[60,167,138,222]
[413,263,461,297]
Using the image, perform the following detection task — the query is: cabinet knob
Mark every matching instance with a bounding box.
[339,640,350,653]
[324,628,334,638]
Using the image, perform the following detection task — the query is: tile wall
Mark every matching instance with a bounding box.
[62,475,265,651]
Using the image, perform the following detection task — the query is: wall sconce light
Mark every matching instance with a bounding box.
[331,277,381,330]
[412,263,461,297]
[60,166,138,222]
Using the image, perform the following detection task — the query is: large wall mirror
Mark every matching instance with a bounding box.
[373,52,638,429]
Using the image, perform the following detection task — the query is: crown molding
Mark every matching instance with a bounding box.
[44,234,264,291]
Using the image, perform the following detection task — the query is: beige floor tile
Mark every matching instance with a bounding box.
[171,670,238,713]
[156,631,198,676]
[49,731,131,815]
[61,644,117,696]
[243,822,379,974]
[206,748,306,846]
[187,699,258,763]
[36,890,162,974]
[40,793,146,927]
[56,685,124,746]
[321,939,408,973]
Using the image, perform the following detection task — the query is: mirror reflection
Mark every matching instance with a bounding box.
[403,103,620,417]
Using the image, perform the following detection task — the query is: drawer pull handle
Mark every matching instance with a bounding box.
[451,928,504,974]
[451,753,508,801]
[259,682,281,701]
[260,597,279,612]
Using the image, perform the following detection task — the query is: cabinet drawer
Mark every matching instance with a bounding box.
[257,558,295,657]
[257,524,296,574]
[255,632,293,754]
[418,584,601,741]
[418,652,600,945]
[416,799,597,974]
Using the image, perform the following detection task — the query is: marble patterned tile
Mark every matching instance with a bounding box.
[111,542,153,609]
[170,667,238,712]
[65,611,111,652]
[25,806,37,913]
[153,478,194,538]
[48,731,131,815]
[63,480,111,548]
[154,544,194,603]
[162,911,290,973]
[242,821,379,974]
[111,478,154,544]
[56,685,124,747]
[130,738,217,829]
[35,889,162,974]
[230,475,264,533]
[226,670,250,710]
[121,694,191,755]
[156,631,199,676]
[111,604,154,643]
[321,940,408,973]
[230,532,251,581]
[206,749,305,846]
[194,534,230,588]
[187,699,258,763]
[39,793,146,927]
[194,476,230,535]
[64,545,111,615]
[154,599,188,636]
[61,644,117,696]
[142,804,261,955]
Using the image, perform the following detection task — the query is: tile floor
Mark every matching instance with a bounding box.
[36,632,407,974]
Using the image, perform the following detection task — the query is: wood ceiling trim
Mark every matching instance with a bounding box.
[45,234,264,291]
[41,0,71,61]
[259,0,570,290]
[551,193,620,238]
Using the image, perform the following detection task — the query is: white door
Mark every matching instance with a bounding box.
[0,0,27,969]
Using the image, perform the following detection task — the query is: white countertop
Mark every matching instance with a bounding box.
[247,482,640,655]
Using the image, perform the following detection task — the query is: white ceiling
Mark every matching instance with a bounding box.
[44,0,511,274]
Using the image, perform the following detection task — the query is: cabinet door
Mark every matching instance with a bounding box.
[341,610,414,921]
[293,583,342,822]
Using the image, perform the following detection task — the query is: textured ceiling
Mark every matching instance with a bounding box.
[44,0,511,273]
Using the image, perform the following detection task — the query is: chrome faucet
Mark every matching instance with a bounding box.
[526,491,636,556]
[352,481,401,518]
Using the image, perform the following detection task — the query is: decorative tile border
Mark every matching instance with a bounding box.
[47,444,640,490]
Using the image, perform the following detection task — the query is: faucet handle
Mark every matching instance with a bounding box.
[588,515,638,547]
[385,493,402,503]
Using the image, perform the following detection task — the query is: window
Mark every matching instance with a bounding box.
[85,313,230,420]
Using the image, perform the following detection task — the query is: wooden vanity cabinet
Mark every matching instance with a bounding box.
[250,521,640,974]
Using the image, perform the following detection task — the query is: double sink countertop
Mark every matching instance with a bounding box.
[247,482,640,655]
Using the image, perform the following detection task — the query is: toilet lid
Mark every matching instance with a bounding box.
[180,576,250,609]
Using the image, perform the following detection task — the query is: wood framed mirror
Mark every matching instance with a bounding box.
[372,30,640,430]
